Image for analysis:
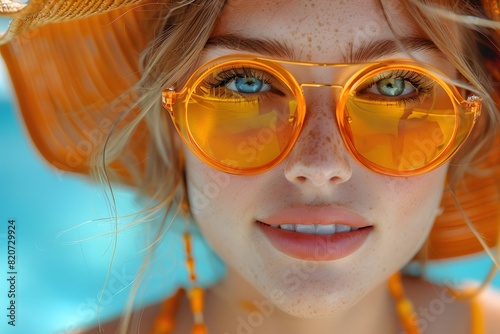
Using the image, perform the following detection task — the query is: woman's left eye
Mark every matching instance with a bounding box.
[227,76,271,94]
[368,77,416,97]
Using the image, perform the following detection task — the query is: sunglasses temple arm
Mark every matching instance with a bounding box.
[464,95,482,122]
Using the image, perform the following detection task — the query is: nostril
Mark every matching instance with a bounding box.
[285,161,352,188]
[296,176,307,183]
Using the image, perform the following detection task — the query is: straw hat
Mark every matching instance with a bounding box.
[0,0,499,259]
[0,0,163,180]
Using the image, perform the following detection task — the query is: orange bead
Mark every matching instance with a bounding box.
[184,233,192,253]
[396,299,415,318]
[189,287,205,313]
[388,272,405,299]
[186,257,194,268]
[192,323,207,334]
[150,319,175,334]
[387,272,421,334]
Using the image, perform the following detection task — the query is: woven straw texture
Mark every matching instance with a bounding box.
[0,0,145,44]
[0,0,166,180]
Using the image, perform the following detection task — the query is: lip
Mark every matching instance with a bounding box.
[257,205,373,261]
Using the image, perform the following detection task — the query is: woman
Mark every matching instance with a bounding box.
[1,0,499,333]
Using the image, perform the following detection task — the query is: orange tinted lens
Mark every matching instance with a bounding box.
[344,68,466,174]
[185,63,300,171]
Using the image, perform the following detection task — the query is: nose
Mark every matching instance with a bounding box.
[284,92,352,187]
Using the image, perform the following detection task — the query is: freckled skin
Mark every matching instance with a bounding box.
[182,0,450,332]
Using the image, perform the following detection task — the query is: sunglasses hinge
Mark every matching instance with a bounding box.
[162,89,177,115]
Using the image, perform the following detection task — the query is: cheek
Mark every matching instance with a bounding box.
[184,159,232,216]
[183,150,253,250]
[375,167,447,259]
[184,149,253,217]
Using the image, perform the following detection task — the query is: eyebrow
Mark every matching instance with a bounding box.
[205,34,442,62]
[205,34,294,59]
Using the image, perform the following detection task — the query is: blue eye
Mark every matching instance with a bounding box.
[364,71,426,98]
[227,76,271,93]
[377,78,405,96]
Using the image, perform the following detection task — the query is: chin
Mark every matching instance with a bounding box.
[270,289,359,319]
[250,271,373,319]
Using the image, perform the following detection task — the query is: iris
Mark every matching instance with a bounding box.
[233,76,264,93]
[376,77,405,96]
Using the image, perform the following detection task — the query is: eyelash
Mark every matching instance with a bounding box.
[361,70,435,104]
[215,67,270,86]
[200,67,435,107]
[201,67,281,99]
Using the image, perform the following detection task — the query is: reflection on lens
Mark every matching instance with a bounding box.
[185,64,299,170]
[345,70,457,173]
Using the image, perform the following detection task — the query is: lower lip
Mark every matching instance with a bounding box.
[257,222,373,261]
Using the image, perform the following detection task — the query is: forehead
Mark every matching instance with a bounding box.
[212,0,418,62]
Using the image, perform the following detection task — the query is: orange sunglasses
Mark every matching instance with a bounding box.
[162,54,481,176]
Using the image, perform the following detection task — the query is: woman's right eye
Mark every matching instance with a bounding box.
[226,76,271,94]
[198,66,289,100]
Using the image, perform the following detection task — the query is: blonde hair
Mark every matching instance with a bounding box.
[98,0,500,331]
[390,0,500,296]
[99,1,228,332]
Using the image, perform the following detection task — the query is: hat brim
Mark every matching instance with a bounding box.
[1,1,160,180]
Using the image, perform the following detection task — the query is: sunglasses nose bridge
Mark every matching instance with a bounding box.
[288,62,346,85]
[300,83,345,89]
[289,64,350,104]
[298,84,345,119]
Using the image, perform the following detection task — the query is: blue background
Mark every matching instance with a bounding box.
[0,45,498,333]
[0,54,225,333]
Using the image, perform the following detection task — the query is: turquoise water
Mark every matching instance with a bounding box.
[0,60,497,334]
[0,60,224,333]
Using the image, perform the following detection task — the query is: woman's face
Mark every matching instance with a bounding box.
[183,0,450,317]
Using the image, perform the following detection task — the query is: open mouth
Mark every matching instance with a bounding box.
[272,223,359,235]
[257,221,373,261]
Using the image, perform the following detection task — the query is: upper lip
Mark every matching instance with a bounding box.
[257,205,371,228]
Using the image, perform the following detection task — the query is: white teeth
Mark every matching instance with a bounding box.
[296,224,316,234]
[335,224,352,233]
[315,224,336,235]
[280,224,294,231]
[277,223,356,235]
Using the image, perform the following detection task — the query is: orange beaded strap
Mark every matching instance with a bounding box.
[388,272,487,334]
[471,298,485,334]
[184,232,208,334]
[388,272,421,334]
[149,232,207,334]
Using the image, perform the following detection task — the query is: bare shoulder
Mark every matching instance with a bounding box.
[476,287,500,334]
[71,289,190,334]
[403,276,500,334]
[72,302,163,334]
[402,275,476,334]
